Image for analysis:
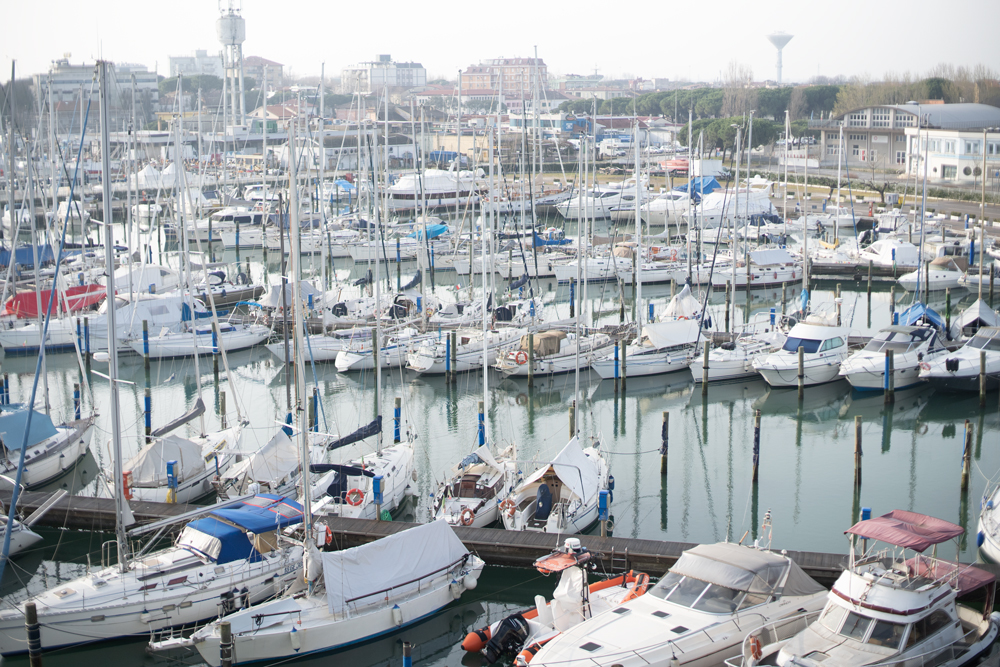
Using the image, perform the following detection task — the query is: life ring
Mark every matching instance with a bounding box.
[622,572,650,601]
[515,350,529,365]
[749,635,763,662]
[460,508,475,526]
[426,308,434,318]
[679,316,688,320]
[919,361,930,371]
[346,488,365,506]
[668,248,678,261]
[500,498,516,518]
[516,393,528,406]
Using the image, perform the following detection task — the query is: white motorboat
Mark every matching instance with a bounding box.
[408,326,525,375]
[267,328,372,364]
[552,254,633,283]
[529,539,828,667]
[857,238,920,270]
[461,538,652,664]
[555,179,647,221]
[897,256,967,291]
[386,167,487,211]
[949,298,1000,340]
[919,325,1000,392]
[754,319,854,387]
[334,327,433,372]
[592,320,700,379]
[187,520,485,665]
[640,189,694,226]
[839,325,948,391]
[186,206,270,243]
[496,330,615,377]
[693,318,788,384]
[500,436,609,535]
[978,482,1000,564]
[0,494,306,655]
[0,407,94,489]
[709,248,803,289]
[737,510,1000,667]
[128,320,271,359]
[433,444,517,528]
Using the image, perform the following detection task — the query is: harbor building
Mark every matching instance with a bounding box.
[169,50,224,78]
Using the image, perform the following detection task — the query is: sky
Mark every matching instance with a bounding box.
[4,0,999,86]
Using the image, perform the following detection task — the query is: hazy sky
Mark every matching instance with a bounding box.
[4,0,999,85]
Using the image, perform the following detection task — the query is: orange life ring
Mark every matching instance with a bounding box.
[919,361,930,371]
[515,350,528,365]
[346,488,365,506]
[460,508,475,526]
[669,248,678,261]
[516,393,528,406]
[749,635,763,662]
[622,572,650,601]
[679,316,688,320]
[500,498,516,518]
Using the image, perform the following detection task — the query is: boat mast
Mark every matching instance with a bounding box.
[100,61,130,573]
[634,113,643,324]
[483,121,493,446]
[783,110,789,238]
[373,109,383,457]
[686,108,693,280]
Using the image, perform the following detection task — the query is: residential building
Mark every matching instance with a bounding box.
[341,55,426,94]
[33,58,159,106]
[461,57,547,93]
[243,56,283,90]
[169,50,224,78]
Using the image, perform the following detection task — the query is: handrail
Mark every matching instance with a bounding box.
[344,553,470,605]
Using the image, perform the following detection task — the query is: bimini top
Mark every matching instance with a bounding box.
[179,495,304,565]
[846,509,962,552]
[670,542,824,598]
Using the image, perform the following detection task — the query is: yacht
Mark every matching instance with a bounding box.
[408,327,525,375]
[839,325,948,391]
[754,319,854,387]
[693,317,788,384]
[591,320,701,379]
[897,256,966,291]
[433,444,517,528]
[0,407,94,489]
[919,326,1000,391]
[496,330,615,377]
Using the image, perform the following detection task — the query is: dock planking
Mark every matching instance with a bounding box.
[5,491,996,588]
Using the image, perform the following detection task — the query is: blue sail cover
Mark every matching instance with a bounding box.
[0,408,59,451]
[675,176,721,195]
[184,517,253,564]
[183,495,304,565]
[0,245,55,268]
[407,223,449,240]
[898,302,946,331]
[533,232,572,247]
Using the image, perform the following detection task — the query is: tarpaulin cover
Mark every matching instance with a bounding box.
[661,284,701,320]
[407,223,449,240]
[749,248,797,266]
[904,557,995,595]
[459,444,501,472]
[4,285,106,318]
[951,298,1000,339]
[208,494,303,534]
[322,520,469,614]
[519,436,598,504]
[260,280,322,309]
[125,434,205,486]
[0,245,55,268]
[222,429,299,486]
[326,417,382,451]
[898,302,946,331]
[0,408,59,450]
[642,320,702,350]
[676,176,721,195]
[401,271,422,290]
[670,542,823,597]
[533,232,572,247]
[846,509,963,552]
[521,330,566,356]
[180,517,253,564]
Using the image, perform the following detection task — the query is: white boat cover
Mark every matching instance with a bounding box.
[519,437,597,504]
[749,248,797,266]
[466,444,501,472]
[261,280,322,309]
[222,429,299,485]
[951,298,1000,339]
[322,520,469,614]
[661,284,701,320]
[125,434,205,486]
[643,320,702,349]
[133,164,164,190]
[669,542,823,597]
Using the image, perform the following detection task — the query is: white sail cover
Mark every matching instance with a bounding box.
[643,320,702,349]
[125,434,205,486]
[519,437,597,504]
[661,284,700,320]
[749,248,797,266]
[221,429,299,485]
[322,520,469,614]
[951,298,1000,339]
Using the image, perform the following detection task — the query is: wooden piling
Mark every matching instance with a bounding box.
[885,350,895,404]
[981,350,988,408]
[797,346,805,400]
[220,391,227,430]
[702,342,710,395]
[725,280,731,333]
[220,620,232,667]
[991,269,995,308]
[621,337,627,392]
[889,285,896,317]
[527,332,534,390]
[781,282,787,315]
[945,288,951,334]
[854,416,863,489]
[450,331,458,385]
[569,401,576,438]
[867,261,873,295]
[962,419,972,491]
[25,601,41,667]
[836,283,842,326]
[752,410,761,483]
[660,411,669,475]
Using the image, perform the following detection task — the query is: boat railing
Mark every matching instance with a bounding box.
[723,609,821,667]
[344,553,471,609]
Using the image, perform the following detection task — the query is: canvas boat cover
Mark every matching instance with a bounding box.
[898,302,946,331]
[675,176,720,195]
[4,284,106,318]
[459,444,502,472]
[0,408,59,451]
[669,542,824,598]
[260,280,322,309]
[846,509,963,552]
[749,248,797,267]
[407,223,449,240]
[930,255,968,271]
[126,434,205,486]
[521,330,567,356]
[519,436,598,504]
[134,164,164,189]
[151,398,206,438]
[662,284,701,320]
[222,429,299,486]
[951,298,1000,339]
[904,557,995,596]
[322,520,469,614]
[179,495,303,565]
[642,320,702,349]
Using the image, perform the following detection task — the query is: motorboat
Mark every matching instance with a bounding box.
[0,494,306,655]
[735,510,1000,667]
[496,330,615,377]
[0,407,94,489]
[592,319,700,379]
[267,328,372,364]
[857,238,920,270]
[693,316,788,384]
[552,254,633,283]
[433,443,517,528]
[919,325,1000,392]
[529,538,828,667]
[949,298,1000,340]
[385,167,487,211]
[555,178,647,221]
[839,325,948,391]
[640,189,694,226]
[754,319,854,387]
[461,538,651,664]
[897,256,967,291]
[408,326,525,375]
[334,327,434,372]
[186,520,484,665]
[500,436,610,535]
[710,248,803,289]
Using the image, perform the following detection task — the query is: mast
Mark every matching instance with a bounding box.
[262,65,268,205]
[373,110,383,456]
[732,126,739,326]
[634,114,643,324]
[483,120,493,444]
[686,108,693,279]
[455,70,462,222]
[100,61,130,573]
[783,110,789,237]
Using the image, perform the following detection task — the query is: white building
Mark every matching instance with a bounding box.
[905,125,1000,186]
[169,50,224,78]
[32,58,159,106]
[341,55,426,94]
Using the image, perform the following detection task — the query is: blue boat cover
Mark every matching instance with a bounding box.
[334,179,357,191]
[184,517,253,564]
[0,408,59,451]
[0,245,55,268]
[674,176,721,195]
[898,302,946,331]
[209,494,304,534]
[407,223,449,240]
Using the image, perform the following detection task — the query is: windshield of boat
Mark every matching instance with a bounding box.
[818,603,907,649]
[863,329,933,353]
[782,337,822,354]
[647,572,765,613]
[967,331,1000,351]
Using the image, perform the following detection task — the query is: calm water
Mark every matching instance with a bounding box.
[1,218,997,666]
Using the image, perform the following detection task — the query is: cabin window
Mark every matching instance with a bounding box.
[649,572,683,599]
[819,604,848,633]
[783,337,821,354]
[737,591,770,610]
[905,610,953,648]
[664,576,708,607]
[820,337,844,352]
[968,333,1000,352]
[867,620,907,649]
[691,583,743,614]
[839,611,872,640]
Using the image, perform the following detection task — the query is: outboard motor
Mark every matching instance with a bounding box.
[483,613,530,663]
[331,302,348,317]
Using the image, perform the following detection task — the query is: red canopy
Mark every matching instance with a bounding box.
[3,285,106,318]
[905,557,995,596]
[846,510,963,552]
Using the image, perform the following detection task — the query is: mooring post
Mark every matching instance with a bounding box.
[752,409,761,483]
[212,322,220,382]
[599,489,609,538]
[403,642,412,667]
[219,620,232,667]
[569,279,575,319]
[308,388,316,431]
[889,285,896,317]
[142,319,150,374]
[660,411,669,475]
[797,346,805,400]
[867,260,873,295]
[981,351,988,408]
[854,416,863,489]
[702,341,710,396]
[219,391,227,430]
[569,400,576,439]
[445,333,451,382]
[478,400,485,446]
[450,331,457,385]
[73,383,81,421]
[991,269,996,308]
[621,336,627,392]
[25,601,41,667]
[885,350,895,405]
[613,341,620,393]
[836,284,842,326]
[962,419,972,491]
[925,259,931,297]
[83,316,91,371]
[724,280,731,333]
[394,397,401,443]
[527,332,534,390]
[781,281,787,315]
[396,238,401,291]
[945,288,952,334]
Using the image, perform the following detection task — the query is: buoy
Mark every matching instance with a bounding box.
[290,626,301,651]
[462,626,492,652]
[515,350,528,365]
[346,488,365,506]
[463,574,478,590]
[392,604,403,625]
[460,508,475,526]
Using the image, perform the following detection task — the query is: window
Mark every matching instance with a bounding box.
[848,112,868,127]
[989,142,1000,156]
[895,114,916,127]
[827,145,841,156]
[867,620,907,649]
[895,134,905,143]
[820,337,844,352]
[928,139,942,152]
[896,150,907,165]
[853,145,861,156]
[819,605,848,633]
[849,134,866,142]
[872,109,891,127]
[944,140,956,153]
[649,571,684,599]
[905,610,954,648]
[965,140,981,155]
[691,583,744,614]
[665,577,710,607]
[783,337,821,354]
[942,165,957,179]
[870,150,879,162]
[840,612,872,640]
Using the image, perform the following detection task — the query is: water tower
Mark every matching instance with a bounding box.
[766,32,793,85]
[217,0,246,124]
